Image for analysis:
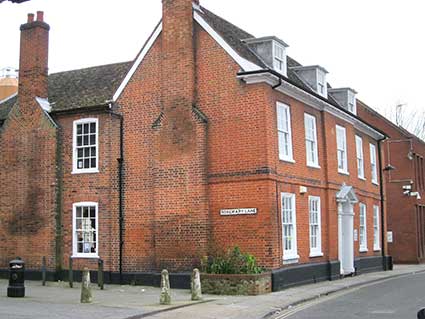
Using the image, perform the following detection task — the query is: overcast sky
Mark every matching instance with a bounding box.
[1,0,424,115]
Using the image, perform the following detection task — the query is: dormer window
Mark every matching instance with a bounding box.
[290,65,328,98]
[328,88,357,115]
[317,71,326,96]
[243,36,289,77]
[348,91,356,114]
[273,42,286,74]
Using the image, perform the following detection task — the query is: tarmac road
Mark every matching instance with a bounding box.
[275,272,425,319]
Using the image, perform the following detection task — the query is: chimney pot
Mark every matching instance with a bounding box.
[27,13,34,23]
[36,11,44,22]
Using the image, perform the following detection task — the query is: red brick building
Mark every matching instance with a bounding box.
[0,1,391,289]
[357,101,425,264]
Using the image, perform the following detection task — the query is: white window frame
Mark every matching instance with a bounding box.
[356,135,365,179]
[370,143,378,184]
[348,91,357,115]
[277,102,294,163]
[309,196,323,257]
[316,69,327,98]
[304,113,319,168]
[373,205,381,251]
[336,125,348,174]
[72,202,99,258]
[359,203,368,252]
[72,118,99,174]
[273,41,287,76]
[281,193,298,262]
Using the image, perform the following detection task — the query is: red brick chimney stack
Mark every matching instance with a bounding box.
[18,11,50,109]
[161,0,197,112]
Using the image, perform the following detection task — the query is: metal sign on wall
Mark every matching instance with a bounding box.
[220,208,257,216]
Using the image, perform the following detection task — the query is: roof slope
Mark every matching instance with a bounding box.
[0,61,131,121]
[48,61,131,112]
[198,7,340,105]
[0,94,16,121]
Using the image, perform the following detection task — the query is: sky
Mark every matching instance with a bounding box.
[1,0,424,117]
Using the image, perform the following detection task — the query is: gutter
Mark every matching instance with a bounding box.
[50,104,110,116]
[239,68,388,139]
[108,108,125,284]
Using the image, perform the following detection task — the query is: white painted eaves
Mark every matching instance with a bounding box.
[193,11,261,72]
[113,22,162,102]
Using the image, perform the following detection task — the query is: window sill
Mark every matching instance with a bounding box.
[373,247,381,252]
[72,169,100,175]
[358,176,366,181]
[309,252,324,258]
[280,158,296,164]
[359,248,368,253]
[283,254,299,264]
[372,181,379,186]
[71,255,99,259]
[338,170,350,176]
[307,163,321,169]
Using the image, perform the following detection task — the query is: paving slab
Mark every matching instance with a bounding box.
[0,264,424,319]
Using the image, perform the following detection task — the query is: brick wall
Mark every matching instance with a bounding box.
[0,99,58,270]
[53,111,121,273]
[357,100,425,263]
[0,1,387,275]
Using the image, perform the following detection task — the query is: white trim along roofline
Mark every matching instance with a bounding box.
[193,11,261,72]
[113,22,163,102]
[110,5,382,142]
[238,72,385,141]
[113,8,262,102]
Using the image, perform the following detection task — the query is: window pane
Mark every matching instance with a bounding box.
[77,136,82,146]
[90,134,96,145]
[77,124,82,135]
[90,122,96,133]
[83,123,89,134]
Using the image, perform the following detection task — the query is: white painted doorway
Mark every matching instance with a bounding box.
[336,184,359,275]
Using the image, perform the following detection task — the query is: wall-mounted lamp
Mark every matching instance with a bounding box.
[383,164,396,171]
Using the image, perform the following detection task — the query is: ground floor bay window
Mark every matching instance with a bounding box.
[72,202,98,258]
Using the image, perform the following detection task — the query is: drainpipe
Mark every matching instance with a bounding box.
[378,137,389,269]
[108,108,124,284]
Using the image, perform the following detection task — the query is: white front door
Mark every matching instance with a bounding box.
[338,202,355,275]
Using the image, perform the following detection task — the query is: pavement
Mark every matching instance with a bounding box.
[1,264,425,319]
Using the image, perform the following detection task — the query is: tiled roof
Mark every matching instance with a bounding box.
[0,61,131,122]
[198,6,344,107]
[48,61,131,112]
[0,94,16,121]
[0,6,364,126]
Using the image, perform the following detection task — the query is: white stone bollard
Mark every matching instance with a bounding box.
[80,267,92,303]
[160,269,171,305]
[191,268,202,301]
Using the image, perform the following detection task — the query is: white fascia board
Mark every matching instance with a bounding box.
[113,23,163,102]
[193,12,261,72]
[0,92,17,105]
[36,96,52,112]
[35,97,57,127]
[238,72,384,140]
